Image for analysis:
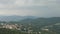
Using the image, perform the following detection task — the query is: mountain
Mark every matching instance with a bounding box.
[19,17,60,26]
[0,16,37,21]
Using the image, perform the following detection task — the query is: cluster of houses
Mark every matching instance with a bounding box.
[0,23,50,34]
[0,23,23,30]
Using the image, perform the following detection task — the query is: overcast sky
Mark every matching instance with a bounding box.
[0,0,60,17]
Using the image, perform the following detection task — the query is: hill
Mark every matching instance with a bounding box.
[20,17,60,25]
[0,16,37,21]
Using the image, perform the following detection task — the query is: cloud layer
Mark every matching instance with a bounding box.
[0,0,60,17]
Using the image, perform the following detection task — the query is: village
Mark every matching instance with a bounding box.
[0,23,50,34]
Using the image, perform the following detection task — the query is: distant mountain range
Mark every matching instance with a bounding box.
[0,16,37,21]
[19,17,60,25]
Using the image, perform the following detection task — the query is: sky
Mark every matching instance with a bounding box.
[0,0,60,17]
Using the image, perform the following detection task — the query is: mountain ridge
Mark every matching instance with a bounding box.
[0,16,37,21]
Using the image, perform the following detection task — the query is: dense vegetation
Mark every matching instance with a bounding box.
[0,28,59,34]
[0,28,28,34]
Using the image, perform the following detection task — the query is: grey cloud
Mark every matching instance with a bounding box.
[0,0,59,17]
[0,0,15,4]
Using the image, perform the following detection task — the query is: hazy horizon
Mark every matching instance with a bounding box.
[0,0,60,17]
